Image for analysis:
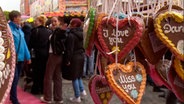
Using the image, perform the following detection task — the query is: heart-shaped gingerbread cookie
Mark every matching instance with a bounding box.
[0,7,16,104]
[168,67,184,102]
[154,11,184,61]
[138,17,167,64]
[97,17,144,62]
[173,58,184,81]
[88,75,113,104]
[105,62,146,104]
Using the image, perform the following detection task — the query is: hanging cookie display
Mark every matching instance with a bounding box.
[154,8,184,61]
[88,75,114,104]
[86,0,184,103]
[105,62,146,104]
[97,16,144,62]
[0,7,16,104]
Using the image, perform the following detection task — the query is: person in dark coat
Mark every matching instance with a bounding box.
[21,21,33,88]
[40,17,67,104]
[63,18,87,103]
[22,22,32,45]
[29,15,51,94]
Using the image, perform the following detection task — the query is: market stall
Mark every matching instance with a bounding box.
[83,0,184,104]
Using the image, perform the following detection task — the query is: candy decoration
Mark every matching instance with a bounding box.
[154,11,184,61]
[97,16,144,62]
[105,62,146,104]
[0,7,16,104]
[114,12,127,19]
[84,8,96,49]
[173,58,184,81]
[88,75,114,104]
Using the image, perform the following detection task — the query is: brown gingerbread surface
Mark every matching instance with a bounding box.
[0,7,15,104]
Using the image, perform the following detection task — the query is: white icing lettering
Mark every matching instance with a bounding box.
[118,75,137,93]
[103,29,109,37]
[163,24,184,34]
[96,86,111,94]
[109,37,123,45]
[119,75,136,84]
[0,64,11,88]
[102,29,129,46]
[122,84,136,93]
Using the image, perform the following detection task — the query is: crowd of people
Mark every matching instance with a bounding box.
[8,10,95,104]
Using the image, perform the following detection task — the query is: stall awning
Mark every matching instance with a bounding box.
[44,11,86,17]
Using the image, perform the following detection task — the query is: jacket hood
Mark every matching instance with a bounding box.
[70,27,83,40]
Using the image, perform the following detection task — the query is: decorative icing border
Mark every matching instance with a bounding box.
[95,13,107,30]
[89,75,113,104]
[97,17,144,62]
[1,24,16,104]
[85,13,107,56]
[154,11,184,61]
[174,58,184,81]
[84,8,96,49]
[105,62,146,104]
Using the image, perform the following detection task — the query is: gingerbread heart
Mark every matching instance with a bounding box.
[138,17,167,65]
[173,58,184,81]
[88,75,113,104]
[168,66,184,102]
[154,11,184,61]
[105,62,146,104]
[0,8,16,104]
[97,17,144,62]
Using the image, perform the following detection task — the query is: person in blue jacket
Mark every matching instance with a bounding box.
[8,10,31,104]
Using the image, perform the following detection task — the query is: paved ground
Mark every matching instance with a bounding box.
[19,78,168,104]
[62,79,166,104]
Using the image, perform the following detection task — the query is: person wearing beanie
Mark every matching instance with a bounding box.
[63,18,87,103]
